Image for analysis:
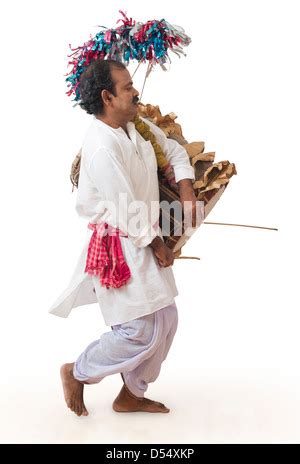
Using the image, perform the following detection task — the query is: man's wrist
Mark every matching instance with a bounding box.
[178,178,194,193]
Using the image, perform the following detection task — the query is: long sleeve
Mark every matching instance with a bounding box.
[85,146,160,248]
[141,117,195,183]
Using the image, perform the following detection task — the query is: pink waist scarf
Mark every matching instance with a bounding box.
[85,222,131,289]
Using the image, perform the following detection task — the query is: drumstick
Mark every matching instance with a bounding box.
[173,221,278,261]
[174,256,200,260]
[203,221,278,231]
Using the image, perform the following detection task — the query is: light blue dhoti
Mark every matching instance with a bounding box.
[73,302,178,397]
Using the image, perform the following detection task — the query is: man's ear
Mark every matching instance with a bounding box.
[101,89,112,106]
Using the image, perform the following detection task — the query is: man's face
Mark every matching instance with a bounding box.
[109,67,140,121]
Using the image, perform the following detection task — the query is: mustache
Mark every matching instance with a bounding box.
[132,96,139,104]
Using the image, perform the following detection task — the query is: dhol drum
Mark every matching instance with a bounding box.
[70,104,237,257]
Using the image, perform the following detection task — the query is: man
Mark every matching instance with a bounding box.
[50,59,197,416]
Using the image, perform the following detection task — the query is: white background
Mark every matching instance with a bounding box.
[0,0,299,444]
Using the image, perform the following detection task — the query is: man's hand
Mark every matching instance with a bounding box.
[178,179,200,228]
[149,237,174,267]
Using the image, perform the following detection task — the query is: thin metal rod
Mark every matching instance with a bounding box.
[203,221,278,231]
[132,61,142,78]
[140,62,151,101]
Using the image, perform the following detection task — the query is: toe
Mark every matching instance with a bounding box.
[156,401,170,412]
[69,400,75,412]
[75,402,82,416]
[71,399,78,414]
[82,404,89,416]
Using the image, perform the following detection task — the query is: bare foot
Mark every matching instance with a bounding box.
[112,384,170,413]
[60,363,89,417]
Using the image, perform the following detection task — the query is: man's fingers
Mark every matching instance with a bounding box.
[158,259,172,267]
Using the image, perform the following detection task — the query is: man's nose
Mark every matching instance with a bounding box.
[133,87,139,97]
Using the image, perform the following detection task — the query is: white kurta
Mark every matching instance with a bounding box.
[49,116,195,326]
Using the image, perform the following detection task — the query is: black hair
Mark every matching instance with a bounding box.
[79,59,126,115]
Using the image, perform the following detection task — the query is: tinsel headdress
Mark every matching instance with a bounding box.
[65,10,191,103]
